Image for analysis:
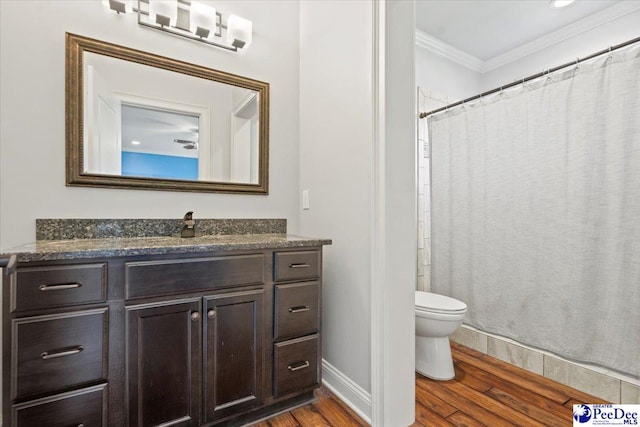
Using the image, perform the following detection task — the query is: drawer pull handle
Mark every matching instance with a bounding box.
[289,263,310,269]
[288,360,310,372]
[288,305,310,313]
[41,345,84,360]
[39,282,82,291]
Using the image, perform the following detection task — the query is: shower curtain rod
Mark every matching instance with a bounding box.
[419,35,640,119]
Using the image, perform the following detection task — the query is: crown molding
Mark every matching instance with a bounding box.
[415,29,484,72]
[416,1,640,74]
[481,1,640,72]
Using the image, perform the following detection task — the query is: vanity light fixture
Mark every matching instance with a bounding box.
[190,1,217,39]
[227,15,252,49]
[101,0,252,52]
[148,0,178,27]
[550,0,575,8]
[102,0,134,14]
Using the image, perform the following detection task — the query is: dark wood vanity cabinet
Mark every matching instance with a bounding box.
[2,262,109,427]
[271,251,322,401]
[204,290,264,423]
[126,299,202,427]
[2,246,324,427]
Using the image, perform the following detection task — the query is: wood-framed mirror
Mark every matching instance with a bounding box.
[66,33,269,194]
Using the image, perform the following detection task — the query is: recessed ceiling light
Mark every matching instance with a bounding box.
[131,140,141,145]
[550,0,575,8]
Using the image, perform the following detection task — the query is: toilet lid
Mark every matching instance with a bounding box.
[415,291,467,313]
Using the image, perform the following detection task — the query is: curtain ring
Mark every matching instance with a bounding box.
[521,78,527,89]
[607,46,613,61]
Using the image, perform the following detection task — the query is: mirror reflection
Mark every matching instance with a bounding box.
[66,33,269,194]
[121,106,200,181]
[83,51,259,184]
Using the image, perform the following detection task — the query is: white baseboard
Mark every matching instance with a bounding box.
[322,359,372,424]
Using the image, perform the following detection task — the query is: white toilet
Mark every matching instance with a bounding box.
[415,291,467,380]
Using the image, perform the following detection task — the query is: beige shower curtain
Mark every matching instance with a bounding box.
[429,42,640,377]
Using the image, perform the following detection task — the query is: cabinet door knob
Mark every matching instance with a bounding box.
[191,312,200,321]
[207,309,216,319]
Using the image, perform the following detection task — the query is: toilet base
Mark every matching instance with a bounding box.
[415,336,455,381]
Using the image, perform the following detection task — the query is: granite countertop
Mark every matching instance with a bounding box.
[2,234,332,263]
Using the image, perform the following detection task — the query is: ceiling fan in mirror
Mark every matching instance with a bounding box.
[174,139,199,150]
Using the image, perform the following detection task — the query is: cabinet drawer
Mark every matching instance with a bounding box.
[274,282,319,341]
[12,383,107,427]
[274,251,320,282]
[274,335,319,398]
[125,254,264,299]
[13,308,108,400]
[12,264,106,312]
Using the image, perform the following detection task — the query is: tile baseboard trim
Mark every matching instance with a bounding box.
[456,325,640,385]
[452,325,640,403]
[322,359,372,424]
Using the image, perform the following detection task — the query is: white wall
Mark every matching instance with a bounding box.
[298,0,374,418]
[379,1,417,425]
[415,46,481,103]
[0,0,300,250]
[480,9,640,91]
[299,1,417,424]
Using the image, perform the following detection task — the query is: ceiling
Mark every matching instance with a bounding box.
[121,105,200,158]
[415,0,626,61]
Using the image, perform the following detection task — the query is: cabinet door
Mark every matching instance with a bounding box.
[204,289,264,423]
[126,299,201,427]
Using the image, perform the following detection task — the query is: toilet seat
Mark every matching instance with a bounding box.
[415,291,467,314]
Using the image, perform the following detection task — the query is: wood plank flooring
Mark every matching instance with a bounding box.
[416,342,610,427]
[253,342,609,426]
[251,386,368,427]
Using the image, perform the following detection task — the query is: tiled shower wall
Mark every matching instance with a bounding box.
[417,88,446,292]
[418,86,640,403]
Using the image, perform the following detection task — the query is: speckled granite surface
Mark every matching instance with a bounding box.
[36,218,287,240]
[3,234,332,263]
[0,218,330,262]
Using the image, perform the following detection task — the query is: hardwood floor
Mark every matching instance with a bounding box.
[251,386,368,427]
[413,342,609,426]
[253,342,609,426]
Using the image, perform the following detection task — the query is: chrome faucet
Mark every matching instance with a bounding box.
[181,211,196,238]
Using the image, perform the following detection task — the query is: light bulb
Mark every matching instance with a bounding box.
[227,15,252,49]
[190,2,217,39]
[550,0,575,8]
[149,0,178,26]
